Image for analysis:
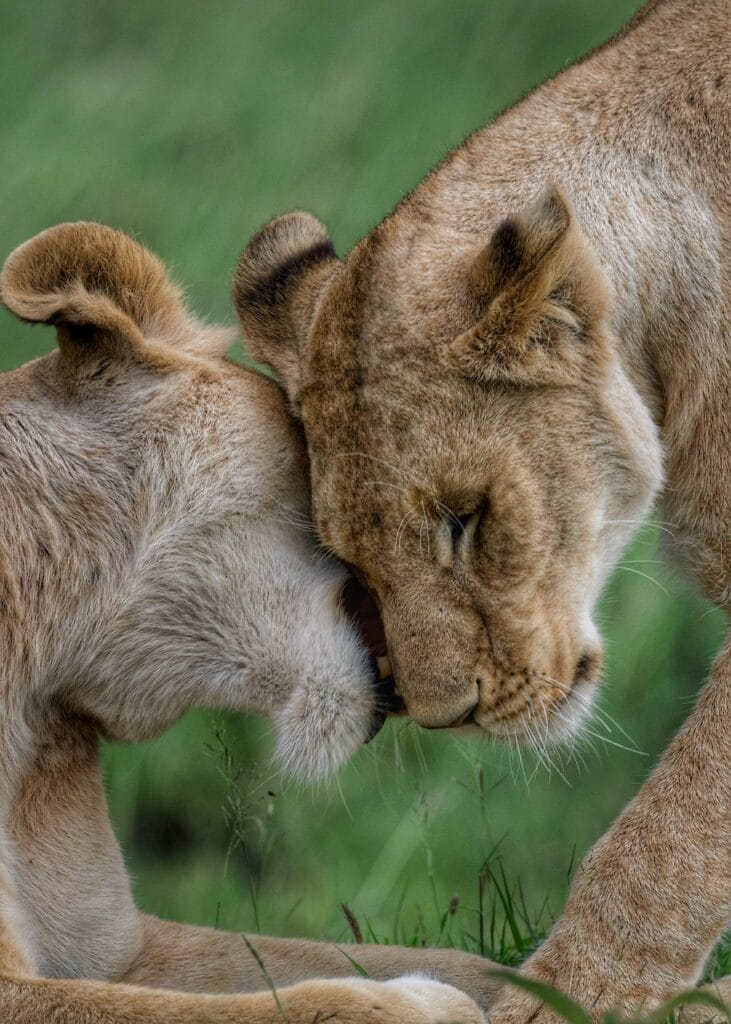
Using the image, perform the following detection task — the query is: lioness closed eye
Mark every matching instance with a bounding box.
[236,0,730,1020]
[0,224,491,1022]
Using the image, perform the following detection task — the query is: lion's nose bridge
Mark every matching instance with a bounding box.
[393,650,481,730]
[484,594,563,668]
[382,589,486,729]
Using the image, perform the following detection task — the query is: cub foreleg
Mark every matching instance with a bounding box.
[0,971,484,1023]
[123,915,501,1009]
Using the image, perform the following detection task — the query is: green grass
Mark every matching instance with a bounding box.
[488,971,729,1024]
[1,0,728,996]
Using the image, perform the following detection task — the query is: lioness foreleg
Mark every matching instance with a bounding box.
[485,636,731,1022]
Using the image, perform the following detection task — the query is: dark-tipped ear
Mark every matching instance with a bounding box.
[0,222,223,370]
[233,212,339,409]
[452,189,609,387]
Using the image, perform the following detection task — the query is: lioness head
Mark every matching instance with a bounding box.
[235,190,663,744]
[1,223,386,779]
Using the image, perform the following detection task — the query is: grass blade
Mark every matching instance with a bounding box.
[487,968,594,1024]
[336,947,370,978]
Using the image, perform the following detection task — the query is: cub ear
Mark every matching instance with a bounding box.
[233,212,339,409]
[0,222,231,371]
[451,188,609,387]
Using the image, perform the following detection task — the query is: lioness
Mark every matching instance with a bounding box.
[0,224,491,1021]
[235,0,731,1018]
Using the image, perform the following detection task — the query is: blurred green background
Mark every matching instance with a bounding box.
[1,0,726,961]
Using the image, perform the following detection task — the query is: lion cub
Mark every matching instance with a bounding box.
[0,224,487,1022]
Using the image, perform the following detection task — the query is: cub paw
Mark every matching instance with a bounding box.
[380,974,485,1023]
[283,976,484,1023]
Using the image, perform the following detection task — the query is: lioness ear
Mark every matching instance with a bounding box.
[451,188,609,386]
[0,222,229,371]
[233,212,339,410]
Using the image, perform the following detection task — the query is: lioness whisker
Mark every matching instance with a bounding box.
[512,734,529,791]
[395,510,418,556]
[529,700,573,784]
[580,726,648,758]
[434,499,464,531]
[271,501,317,534]
[565,735,589,776]
[523,730,544,785]
[604,517,678,537]
[609,565,671,597]
[420,500,431,560]
[270,516,318,536]
[525,718,557,783]
[406,726,429,775]
[590,703,644,753]
[525,670,630,760]
[362,479,411,497]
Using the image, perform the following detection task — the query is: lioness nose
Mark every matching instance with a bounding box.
[573,649,602,686]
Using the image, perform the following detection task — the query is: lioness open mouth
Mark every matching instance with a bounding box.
[341,577,404,734]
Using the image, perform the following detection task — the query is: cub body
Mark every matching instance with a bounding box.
[0,224,489,1022]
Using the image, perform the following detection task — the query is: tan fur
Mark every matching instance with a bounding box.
[236,0,730,1018]
[0,224,492,1021]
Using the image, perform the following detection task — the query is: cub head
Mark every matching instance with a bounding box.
[235,190,663,745]
[1,222,386,779]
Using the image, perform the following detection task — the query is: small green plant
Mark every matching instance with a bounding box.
[212,717,731,1013]
[207,724,279,933]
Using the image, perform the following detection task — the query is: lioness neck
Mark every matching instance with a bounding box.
[387,0,729,597]
[394,0,728,399]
